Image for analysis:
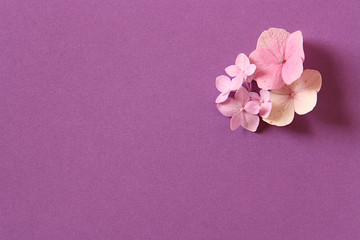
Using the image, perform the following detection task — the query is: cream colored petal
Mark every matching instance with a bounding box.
[289,69,322,93]
[271,84,291,95]
[294,90,317,115]
[263,92,295,126]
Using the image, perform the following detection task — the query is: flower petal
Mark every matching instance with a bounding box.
[294,90,317,115]
[255,64,283,90]
[217,98,241,117]
[249,49,284,90]
[235,53,250,70]
[230,111,244,130]
[245,64,256,76]
[260,90,270,101]
[256,28,290,59]
[290,69,322,93]
[231,75,244,90]
[249,46,279,66]
[234,87,249,107]
[225,65,240,77]
[215,91,230,103]
[281,56,303,85]
[249,92,260,101]
[241,112,260,132]
[259,101,272,118]
[285,30,305,61]
[216,75,232,92]
[245,74,254,83]
[263,93,295,126]
[271,85,292,95]
[244,101,260,115]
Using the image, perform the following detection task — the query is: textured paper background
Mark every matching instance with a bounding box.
[1,0,360,239]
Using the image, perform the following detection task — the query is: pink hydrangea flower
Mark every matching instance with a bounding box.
[217,87,260,132]
[263,69,322,126]
[249,90,272,118]
[225,53,256,83]
[249,28,305,90]
[215,75,243,103]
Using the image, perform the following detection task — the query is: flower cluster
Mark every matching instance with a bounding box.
[216,28,322,132]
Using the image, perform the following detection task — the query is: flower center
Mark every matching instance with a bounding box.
[290,92,295,97]
[279,58,286,64]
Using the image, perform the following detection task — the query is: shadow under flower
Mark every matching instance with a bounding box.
[286,115,312,134]
[257,114,312,134]
[303,42,351,128]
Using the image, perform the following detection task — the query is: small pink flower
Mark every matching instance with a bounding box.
[263,69,322,126]
[249,28,305,90]
[215,75,243,103]
[225,53,256,83]
[217,87,260,132]
[249,90,272,118]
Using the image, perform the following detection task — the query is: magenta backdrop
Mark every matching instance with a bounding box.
[1,0,360,239]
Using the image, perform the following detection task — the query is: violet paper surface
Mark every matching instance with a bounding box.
[0,0,360,239]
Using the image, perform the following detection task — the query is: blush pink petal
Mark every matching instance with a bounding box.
[216,75,232,92]
[245,64,256,76]
[256,63,284,90]
[217,98,241,117]
[230,111,260,132]
[259,101,272,118]
[251,28,306,90]
[256,28,290,58]
[231,75,244,89]
[294,90,317,115]
[245,74,254,83]
[249,48,284,90]
[235,53,250,70]
[263,93,295,126]
[249,92,260,101]
[265,65,284,90]
[249,46,279,66]
[230,111,244,130]
[244,101,260,115]
[225,65,240,77]
[260,90,270,102]
[234,87,249,107]
[282,56,303,85]
[241,112,260,132]
[285,30,305,61]
[215,91,230,103]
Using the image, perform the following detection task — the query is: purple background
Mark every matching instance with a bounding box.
[1,0,360,239]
